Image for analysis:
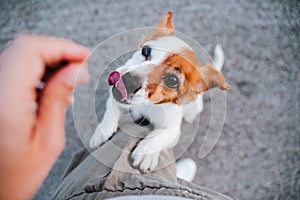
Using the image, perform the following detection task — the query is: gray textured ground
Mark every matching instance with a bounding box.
[1,0,299,199]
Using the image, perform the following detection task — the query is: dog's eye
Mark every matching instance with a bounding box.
[141,45,151,60]
[164,74,179,89]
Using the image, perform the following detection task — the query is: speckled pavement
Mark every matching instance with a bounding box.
[0,0,299,199]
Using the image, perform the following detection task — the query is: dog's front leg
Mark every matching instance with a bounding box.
[90,96,121,149]
[131,104,182,172]
[131,127,181,172]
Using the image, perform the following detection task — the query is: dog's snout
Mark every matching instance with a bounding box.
[111,71,143,102]
[122,72,142,94]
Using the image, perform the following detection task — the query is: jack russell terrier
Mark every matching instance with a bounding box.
[90,12,229,172]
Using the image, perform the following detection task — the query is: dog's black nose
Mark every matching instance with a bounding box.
[122,72,142,94]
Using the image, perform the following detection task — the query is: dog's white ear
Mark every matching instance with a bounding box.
[140,11,175,46]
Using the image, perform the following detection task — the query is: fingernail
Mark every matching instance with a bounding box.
[67,95,75,105]
[76,63,90,84]
[66,63,90,87]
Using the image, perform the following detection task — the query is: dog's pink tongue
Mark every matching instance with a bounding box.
[108,71,127,101]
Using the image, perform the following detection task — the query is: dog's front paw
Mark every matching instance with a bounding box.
[89,125,113,149]
[131,141,160,172]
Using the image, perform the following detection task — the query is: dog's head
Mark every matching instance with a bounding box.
[108,11,229,106]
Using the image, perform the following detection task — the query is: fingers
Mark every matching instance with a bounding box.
[0,34,90,155]
[29,35,90,66]
[0,35,90,86]
[14,34,90,64]
[35,63,89,154]
[0,35,90,116]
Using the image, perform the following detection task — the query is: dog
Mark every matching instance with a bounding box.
[90,11,229,172]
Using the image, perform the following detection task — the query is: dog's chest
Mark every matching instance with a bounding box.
[129,103,182,128]
[130,104,162,126]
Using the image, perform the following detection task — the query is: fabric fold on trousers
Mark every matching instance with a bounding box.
[51,123,233,200]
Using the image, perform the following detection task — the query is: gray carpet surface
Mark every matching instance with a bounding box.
[0,0,299,199]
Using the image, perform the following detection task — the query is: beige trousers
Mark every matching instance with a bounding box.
[51,123,233,200]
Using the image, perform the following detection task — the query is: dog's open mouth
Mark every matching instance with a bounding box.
[108,71,142,104]
[108,71,128,101]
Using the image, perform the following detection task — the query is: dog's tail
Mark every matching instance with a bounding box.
[213,44,225,72]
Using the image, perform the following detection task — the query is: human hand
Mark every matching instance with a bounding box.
[0,35,90,199]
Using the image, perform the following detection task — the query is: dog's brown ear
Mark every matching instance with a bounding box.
[140,11,175,46]
[196,64,230,93]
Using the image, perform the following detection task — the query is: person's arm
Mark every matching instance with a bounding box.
[0,35,90,199]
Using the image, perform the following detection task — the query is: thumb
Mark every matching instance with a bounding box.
[35,63,89,152]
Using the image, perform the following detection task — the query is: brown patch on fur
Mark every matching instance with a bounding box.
[199,64,230,91]
[140,11,175,46]
[146,49,229,105]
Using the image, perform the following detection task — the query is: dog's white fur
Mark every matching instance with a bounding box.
[89,34,224,172]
